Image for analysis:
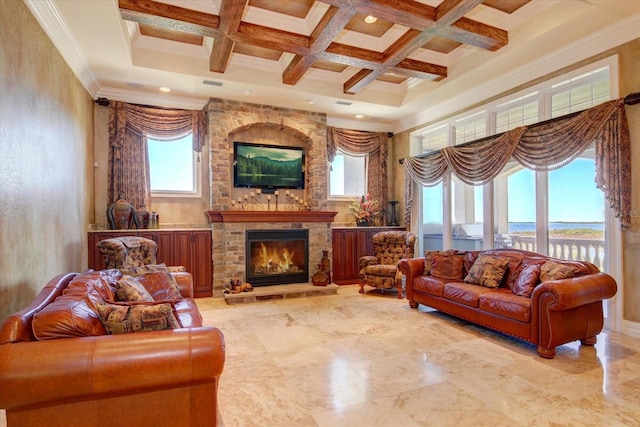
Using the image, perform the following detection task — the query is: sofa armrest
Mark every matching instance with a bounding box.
[398,258,426,282]
[0,327,225,411]
[358,256,378,269]
[531,272,617,311]
[171,271,194,298]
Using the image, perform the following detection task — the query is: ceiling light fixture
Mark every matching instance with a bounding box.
[306,99,316,104]
[355,114,364,119]
[159,86,170,92]
[242,89,253,95]
[364,15,377,24]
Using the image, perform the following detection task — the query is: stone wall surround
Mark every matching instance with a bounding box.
[206,98,331,293]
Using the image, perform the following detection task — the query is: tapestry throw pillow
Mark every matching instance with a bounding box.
[540,261,578,282]
[512,263,541,297]
[430,252,465,281]
[464,254,510,288]
[115,275,154,302]
[423,250,439,275]
[95,301,181,334]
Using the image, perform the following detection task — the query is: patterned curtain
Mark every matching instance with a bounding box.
[402,99,631,229]
[108,101,208,210]
[327,127,389,211]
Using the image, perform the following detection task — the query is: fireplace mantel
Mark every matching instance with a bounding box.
[206,210,337,223]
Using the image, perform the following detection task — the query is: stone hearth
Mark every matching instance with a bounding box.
[223,283,339,304]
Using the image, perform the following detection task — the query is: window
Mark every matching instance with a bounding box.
[329,150,366,197]
[147,134,200,196]
[411,56,614,265]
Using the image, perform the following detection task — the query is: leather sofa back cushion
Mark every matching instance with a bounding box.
[122,264,183,301]
[31,270,122,339]
[32,293,106,340]
[430,253,465,280]
[512,263,541,297]
[464,254,510,288]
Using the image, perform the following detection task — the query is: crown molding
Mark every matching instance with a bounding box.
[24,0,100,97]
[95,87,209,110]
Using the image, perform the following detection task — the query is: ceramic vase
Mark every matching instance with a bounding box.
[134,208,150,229]
[107,197,135,229]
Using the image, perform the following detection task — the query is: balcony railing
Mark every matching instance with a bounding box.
[511,236,605,270]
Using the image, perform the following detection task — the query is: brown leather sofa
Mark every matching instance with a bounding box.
[0,269,225,426]
[399,248,617,358]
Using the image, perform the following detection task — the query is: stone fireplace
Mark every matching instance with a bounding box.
[206,98,334,294]
[245,229,309,286]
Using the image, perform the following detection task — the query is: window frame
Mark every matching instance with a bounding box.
[328,148,368,200]
[147,134,203,199]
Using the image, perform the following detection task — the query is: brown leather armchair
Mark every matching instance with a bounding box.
[359,230,416,298]
[97,236,185,272]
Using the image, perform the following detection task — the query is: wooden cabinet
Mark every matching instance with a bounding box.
[331,227,405,284]
[88,229,213,297]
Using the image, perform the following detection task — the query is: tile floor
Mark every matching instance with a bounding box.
[197,285,640,427]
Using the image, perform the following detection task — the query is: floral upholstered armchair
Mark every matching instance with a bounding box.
[97,236,186,272]
[359,230,416,298]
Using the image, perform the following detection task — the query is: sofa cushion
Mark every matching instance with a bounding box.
[115,275,154,302]
[479,289,531,323]
[464,254,510,289]
[362,264,398,277]
[412,275,448,297]
[430,252,465,280]
[512,263,541,297]
[95,301,181,334]
[540,261,578,282]
[442,282,494,308]
[126,264,184,301]
[31,270,124,340]
[135,271,183,301]
[174,299,204,328]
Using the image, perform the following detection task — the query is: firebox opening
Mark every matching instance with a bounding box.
[246,229,309,286]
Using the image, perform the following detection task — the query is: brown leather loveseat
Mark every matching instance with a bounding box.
[0,268,225,426]
[399,248,617,358]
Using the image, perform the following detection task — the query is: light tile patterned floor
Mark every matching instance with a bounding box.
[197,285,640,427]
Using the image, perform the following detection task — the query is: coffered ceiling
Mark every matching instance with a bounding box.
[27,0,640,132]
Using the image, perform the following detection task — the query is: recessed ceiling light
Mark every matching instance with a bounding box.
[355,114,364,119]
[364,15,377,24]
[242,89,253,95]
[306,99,316,104]
[159,87,170,92]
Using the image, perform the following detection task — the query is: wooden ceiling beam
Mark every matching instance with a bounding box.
[284,5,357,86]
[392,58,447,81]
[444,18,508,50]
[233,22,310,56]
[118,0,220,37]
[209,0,248,73]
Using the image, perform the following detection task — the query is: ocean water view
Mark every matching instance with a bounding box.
[509,222,604,233]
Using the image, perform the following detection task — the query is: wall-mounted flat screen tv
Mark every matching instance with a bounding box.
[233,142,305,189]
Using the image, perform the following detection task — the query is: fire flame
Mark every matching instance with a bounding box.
[254,242,299,274]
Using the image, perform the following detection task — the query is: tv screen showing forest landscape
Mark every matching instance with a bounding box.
[233,142,305,189]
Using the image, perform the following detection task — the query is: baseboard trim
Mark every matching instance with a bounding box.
[622,320,640,338]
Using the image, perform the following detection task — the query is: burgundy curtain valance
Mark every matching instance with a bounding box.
[402,99,631,228]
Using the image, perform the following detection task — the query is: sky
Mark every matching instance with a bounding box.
[423,158,604,224]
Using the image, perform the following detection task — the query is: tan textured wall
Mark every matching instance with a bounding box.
[392,39,640,324]
[0,1,94,322]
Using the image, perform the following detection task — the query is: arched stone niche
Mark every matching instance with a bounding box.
[206,98,328,211]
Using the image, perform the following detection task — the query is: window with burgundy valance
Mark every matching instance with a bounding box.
[107,101,208,210]
[327,127,389,210]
